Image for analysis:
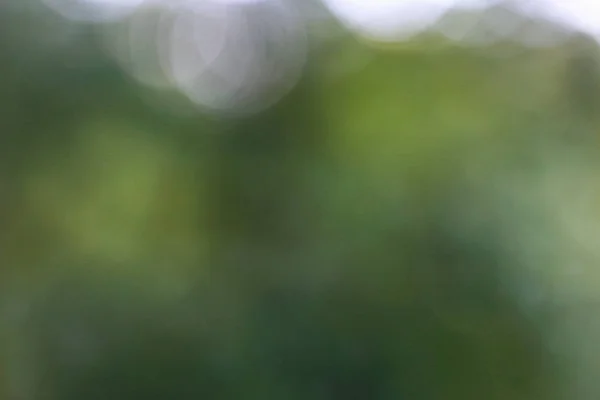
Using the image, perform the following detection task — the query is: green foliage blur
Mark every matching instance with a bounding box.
[2,1,600,399]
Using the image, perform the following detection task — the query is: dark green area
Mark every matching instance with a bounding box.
[1,2,598,399]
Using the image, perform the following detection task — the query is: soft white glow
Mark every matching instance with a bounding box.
[321,0,600,42]
[163,0,307,115]
[322,0,451,40]
[320,0,495,40]
[100,0,306,116]
[40,0,600,42]
[536,0,600,37]
[102,5,176,88]
[165,1,231,89]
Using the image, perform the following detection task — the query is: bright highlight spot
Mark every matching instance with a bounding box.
[522,0,600,38]
[321,0,600,43]
[102,0,307,116]
[167,0,307,115]
[321,0,482,41]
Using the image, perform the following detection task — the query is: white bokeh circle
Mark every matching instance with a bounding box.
[320,0,456,41]
[163,0,307,115]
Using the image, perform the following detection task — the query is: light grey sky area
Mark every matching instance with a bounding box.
[40,0,600,41]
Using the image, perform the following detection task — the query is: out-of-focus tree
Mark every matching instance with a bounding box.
[2,0,600,399]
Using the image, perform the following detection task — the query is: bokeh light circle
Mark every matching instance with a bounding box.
[100,0,307,116]
[321,0,455,41]
[102,4,176,88]
[162,0,308,116]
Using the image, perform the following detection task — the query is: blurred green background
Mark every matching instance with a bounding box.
[2,0,600,399]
